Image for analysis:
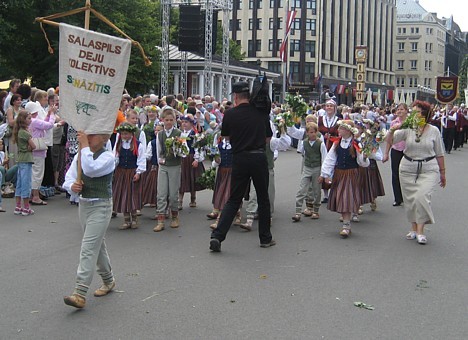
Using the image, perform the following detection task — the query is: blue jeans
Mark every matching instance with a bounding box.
[15,163,32,199]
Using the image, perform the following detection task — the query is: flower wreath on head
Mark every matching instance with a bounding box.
[337,120,359,136]
[144,105,159,113]
[116,123,137,134]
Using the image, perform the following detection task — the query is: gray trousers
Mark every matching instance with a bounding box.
[157,164,181,214]
[295,165,321,213]
[74,198,113,297]
[245,168,275,216]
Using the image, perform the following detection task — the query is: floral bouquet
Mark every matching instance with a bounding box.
[284,93,308,120]
[274,111,295,133]
[359,120,387,157]
[400,110,426,130]
[192,132,215,150]
[165,136,189,158]
[196,167,217,190]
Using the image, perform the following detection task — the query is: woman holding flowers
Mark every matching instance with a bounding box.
[318,120,369,238]
[388,100,446,245]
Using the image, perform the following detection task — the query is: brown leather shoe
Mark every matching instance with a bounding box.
[64,293,86,308]
[94,280,116,297]
[153,223,165,232]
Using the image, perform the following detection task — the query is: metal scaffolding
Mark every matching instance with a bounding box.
[161,0,232,97]
[160,0,170,96]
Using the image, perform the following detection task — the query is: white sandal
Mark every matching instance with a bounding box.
[406,231,417,240]
[417,234,427,244]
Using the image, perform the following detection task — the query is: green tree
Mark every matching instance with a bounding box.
[0,0,170,95]
[214,22,245,61]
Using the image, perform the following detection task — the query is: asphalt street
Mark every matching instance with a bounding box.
[1,145,467,339]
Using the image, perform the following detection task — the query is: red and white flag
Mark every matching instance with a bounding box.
[279,10,297,62]
[336,84,346,95]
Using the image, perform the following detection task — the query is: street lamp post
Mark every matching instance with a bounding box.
[347,82,352,105]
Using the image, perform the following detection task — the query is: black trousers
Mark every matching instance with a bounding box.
[443,127,455,153]
[211,152,272,244]
[454,129,464,149]
[390,148,404,204]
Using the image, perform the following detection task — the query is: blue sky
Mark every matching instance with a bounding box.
[419,0,468,31]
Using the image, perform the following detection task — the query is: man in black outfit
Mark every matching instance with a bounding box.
[210,81,275,252]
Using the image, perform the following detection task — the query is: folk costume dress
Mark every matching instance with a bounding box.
[212,138,232,212]
[318,114,340,191]
[179,129,205,196]
[320,137,369,213]
[112,137,146,214]
[142,137,159,206]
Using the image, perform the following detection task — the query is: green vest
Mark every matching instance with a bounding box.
[81,148,113,199]
[303,138,322,168]
[159,128,182,166]
[266,143,274,170]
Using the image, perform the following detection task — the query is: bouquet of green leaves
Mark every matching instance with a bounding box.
[196,167,217,190]
[284,92,308,121]
[400,110,426,130]
[165,136,190,158]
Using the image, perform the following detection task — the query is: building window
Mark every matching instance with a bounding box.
[305,62,314,83]
[249,19,253,30]
[229,19,241,31]
[425,43,433,53]
[396,77,405,87]
[234,0,243,10]
[410,27,419,34]
[409,77,414,88]
[398,42,405,52]
[305,40,315,57]
[292,0,301,8]
[269,0,283,7]
[256,40,261,51]
[290,39,301,56]
[257,18,262,30]
[269,39,281,51]
[426,28,433,35]
[424,78,432,88]
[306,0,316,14]
[290,61,300,83]
[398,27,406,35]
[268,61,282,73]
[248,19,262,31]
[411,42,418,52]
[397,60,404,70]
[425,60,432,71]
[269,18,282,30]
[248,40,254,56]
[410,60,417,70]
[305,19,316,35]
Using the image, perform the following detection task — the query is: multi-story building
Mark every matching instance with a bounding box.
[394,0,446,103]
[229,0,397,103]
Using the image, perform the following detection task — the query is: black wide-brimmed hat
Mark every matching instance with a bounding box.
[230,81,250,94]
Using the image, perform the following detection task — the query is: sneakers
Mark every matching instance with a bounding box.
[260,239,276,248]
[21,208,35,216]
[302,208,313,216]
[94,280,116,297]
[416,234,427,245]
[63,293,86,309]
[210,238,221,252]
[153,223,165,232]
[14,207,22,215]
[406,231,417,240]
[352,214,360,222]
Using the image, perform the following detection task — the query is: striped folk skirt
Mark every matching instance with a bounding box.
[112,167,142,213]
[212,167,232,210]
[179,154,205,193]
[327,168,362,214]
[358,166,373,205]
[367,160,385,200]
[142,160,158,206]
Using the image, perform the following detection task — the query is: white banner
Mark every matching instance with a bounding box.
[59,23,131,134]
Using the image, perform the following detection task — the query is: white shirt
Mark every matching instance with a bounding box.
[320,138,370,178]
[112,137,146,174]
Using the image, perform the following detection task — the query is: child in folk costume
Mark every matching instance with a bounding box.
[142,123,163,209]
[154,107,184,232]
[178,113,205,209]
[319,120,369,238]
[62,132,116,309]
[208,136,232,229]
[291,122,328,222]
[112,123,146,229]
[354,120,385,221]
[141,105,160,142]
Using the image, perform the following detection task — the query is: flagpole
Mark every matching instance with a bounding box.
[282,0,290,101]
